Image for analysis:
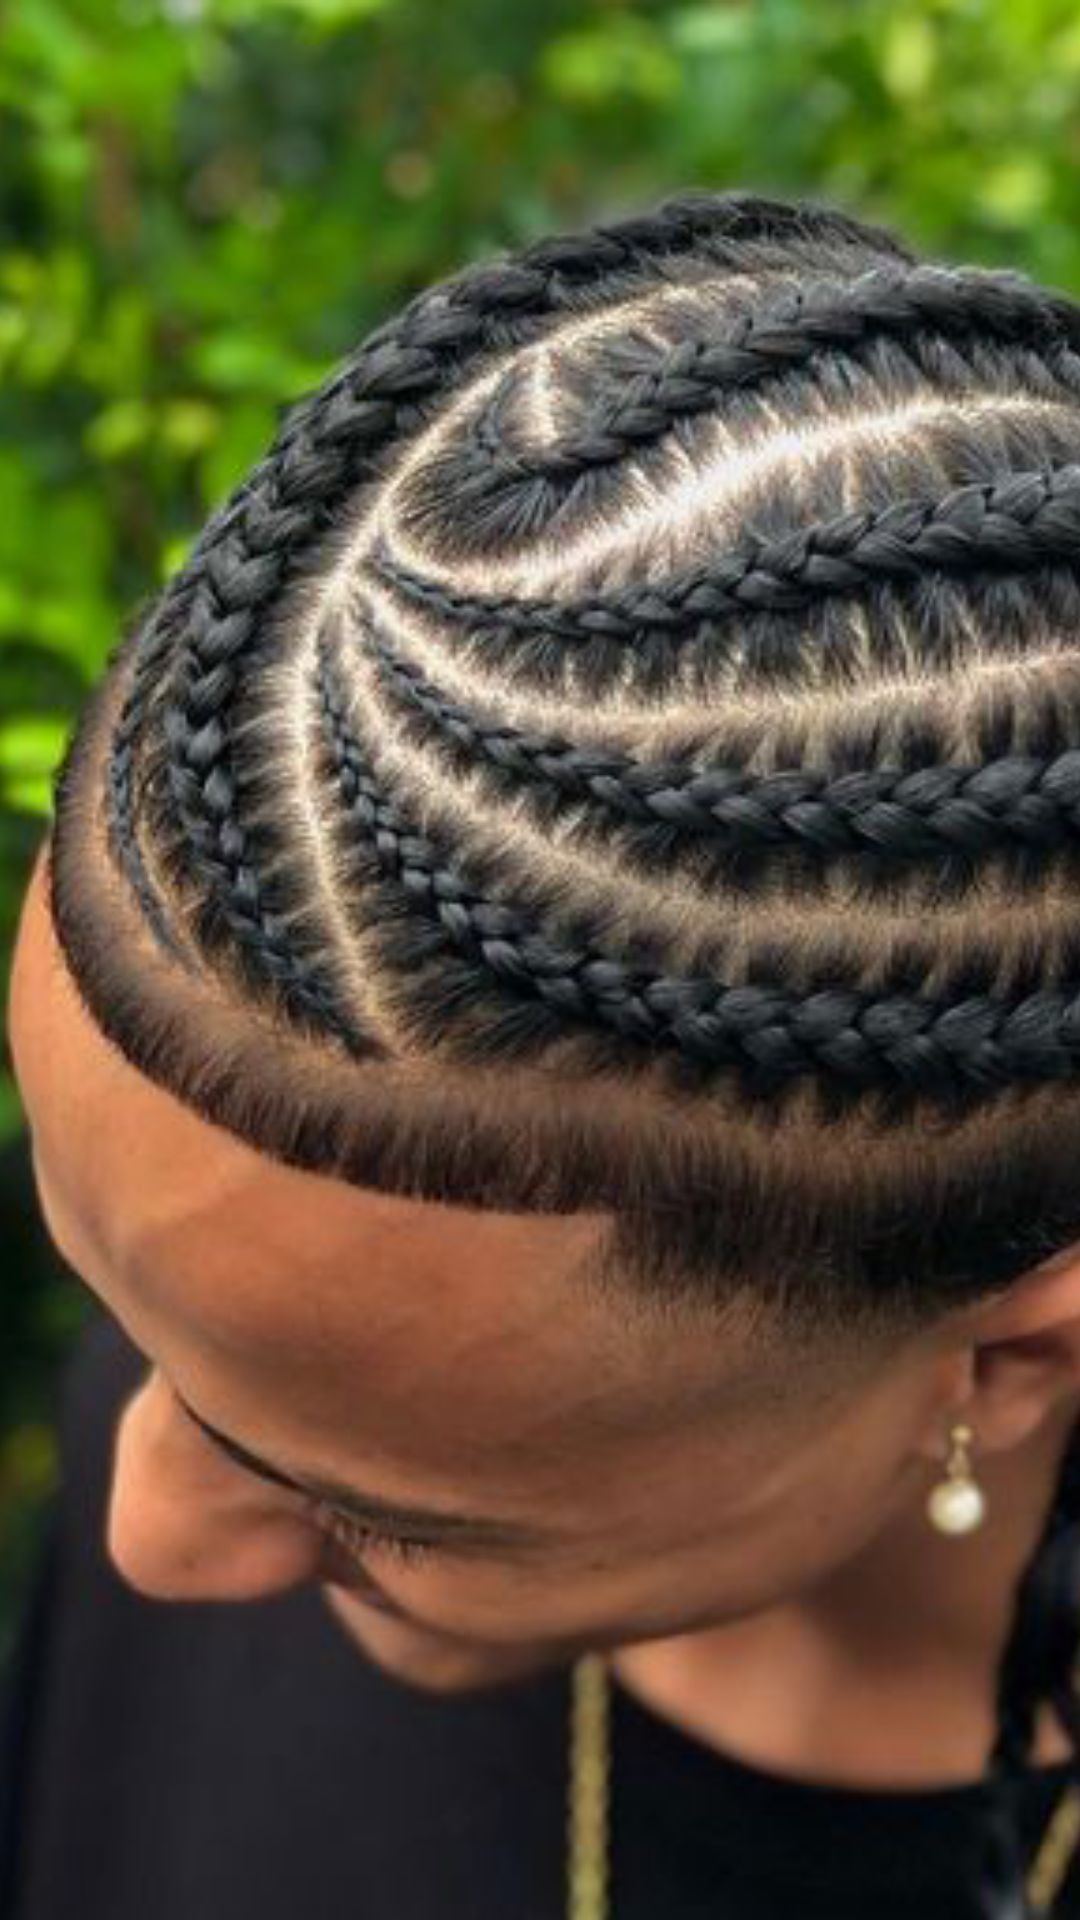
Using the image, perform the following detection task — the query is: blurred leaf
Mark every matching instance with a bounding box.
[76,287,153,393]
[207,0,396,25]
[85,395,155,458]
[161,397,221,453]
[190,329,326,396]
[980,153,1054,222]
[881,14,937,102]
[160,531,199,577]
[0,717,71,779]
[670,6,755,57]
[1051,17,1080,71]
[0,778,55,815]
[541,18,682,107]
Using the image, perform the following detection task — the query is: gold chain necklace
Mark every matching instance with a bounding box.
[566,1654,1080,1920]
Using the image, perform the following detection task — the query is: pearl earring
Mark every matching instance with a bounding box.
[926,1423,987,1536]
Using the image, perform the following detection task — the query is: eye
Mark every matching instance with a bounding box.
[305,1498,437,1569]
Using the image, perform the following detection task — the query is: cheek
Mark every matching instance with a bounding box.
[646,1384,936,1627]
[337,1395,930,1657]
[737,1403,930,1599]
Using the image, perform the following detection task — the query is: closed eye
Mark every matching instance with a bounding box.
[304,1497,438,1568]
[170,1379,533,1556]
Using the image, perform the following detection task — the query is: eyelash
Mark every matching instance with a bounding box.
[304,1498,436,1568]
[169,1385,436,1569]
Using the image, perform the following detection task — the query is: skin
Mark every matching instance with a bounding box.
[10,841,1080,1787]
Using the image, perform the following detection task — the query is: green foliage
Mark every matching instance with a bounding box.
[4,0,1080,1632]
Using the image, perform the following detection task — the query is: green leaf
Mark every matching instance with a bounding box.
[76,287,152,394]
[190,330,324,397]
[84,396,154,460]
[161,398,221,455]
[541,20,682,108]
[980,154,1053,222]
[0,716,70,816]
[207,0,395,25]
[160,531,198,580]
[0,717,71,779]
[1,776,57,818]
[670,6,756,57]
[880,14,937,102]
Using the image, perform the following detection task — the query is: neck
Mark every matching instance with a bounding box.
[613,1397,1080,1790]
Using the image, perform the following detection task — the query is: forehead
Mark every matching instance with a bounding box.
[9,850,744,1490]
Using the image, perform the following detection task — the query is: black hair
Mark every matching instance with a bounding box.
[45,187,1080,1911]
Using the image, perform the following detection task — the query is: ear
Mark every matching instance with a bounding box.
[917,1243,1080,1462]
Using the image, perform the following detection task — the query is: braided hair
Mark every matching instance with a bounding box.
[47,188,1080,1912]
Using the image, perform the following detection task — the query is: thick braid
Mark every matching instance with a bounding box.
[443,266,1080,514]
[139,349,455,1019]
[317,619,1080,1100]
[104,583,202,971]
[120,192,877,1012]
[364,607,1080,865]
[103,462,284,951]
[375,467,1080,654]
[90,187,1080,1127]
[161,528,367,1045]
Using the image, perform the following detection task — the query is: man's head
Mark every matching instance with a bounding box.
[14,189,1080,1693]
[13,840,1080,1694]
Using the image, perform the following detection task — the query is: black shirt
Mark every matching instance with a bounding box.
[2,1316,1078,1919]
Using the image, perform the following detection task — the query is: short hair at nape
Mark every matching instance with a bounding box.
[47,186,1080,1335]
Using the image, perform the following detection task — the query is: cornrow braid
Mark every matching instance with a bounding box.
[159,524,366,1046]
[55,182,1080,1187]
[363,598,1080,870]
[374,466,1080,659]
[435,265,1080,550]
[321,603,1080,1102]
[49,190,1080,1920]
[103,581,198,971]
[113,189,907,1028]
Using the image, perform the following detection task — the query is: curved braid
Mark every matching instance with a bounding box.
[374,467,1080,652]
[364,605,1080,867]
[445,265,1080,509]
[317,619,1080,1100]
[159,521,370,1044]
[114,189,898,1020]
[132,344,458,1026]
[82,184,1080,1135]
[103,581,201,971]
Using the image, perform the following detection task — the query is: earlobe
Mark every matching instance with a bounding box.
[912,1346,977,1467]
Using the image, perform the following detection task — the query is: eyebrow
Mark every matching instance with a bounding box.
[173,1389,544,1550]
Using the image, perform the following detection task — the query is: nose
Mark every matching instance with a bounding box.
[106,1369,323,1602]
